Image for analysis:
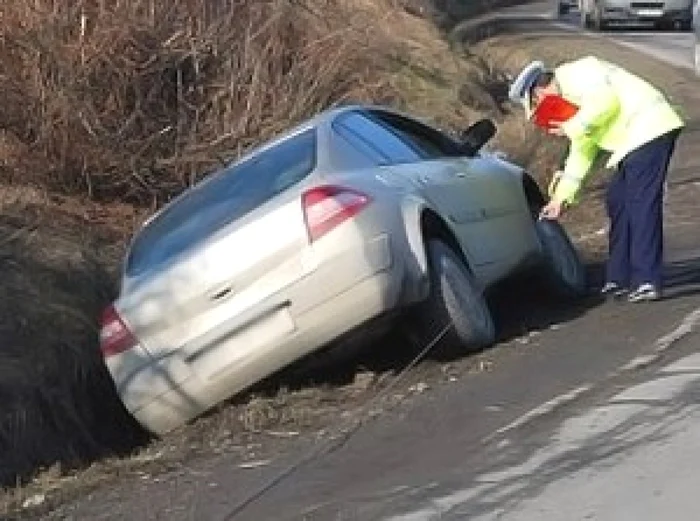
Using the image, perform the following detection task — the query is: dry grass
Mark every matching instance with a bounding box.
[0,0,403,204]
[0,0,534,205]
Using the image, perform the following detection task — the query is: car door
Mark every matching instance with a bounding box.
[331,110,510,282]
[371,110,539,275]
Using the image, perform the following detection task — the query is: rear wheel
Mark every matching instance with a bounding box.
[416,240,496,352]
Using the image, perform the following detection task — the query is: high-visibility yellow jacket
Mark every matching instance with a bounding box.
[552,56,684,204]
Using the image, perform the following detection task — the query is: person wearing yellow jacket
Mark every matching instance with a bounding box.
[509,56,684,302]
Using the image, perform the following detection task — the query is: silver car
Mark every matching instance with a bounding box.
[579,0,694,29]
[99,105,585,435]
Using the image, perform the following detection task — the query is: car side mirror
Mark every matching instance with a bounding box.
[459,118,497,155]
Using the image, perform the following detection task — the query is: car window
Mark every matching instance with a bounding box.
[126,128,317,277]
[332,119,388,166]
[333,112,421,165]
[368,110,463,159]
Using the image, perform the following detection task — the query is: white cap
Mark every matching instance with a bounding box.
[508,60,546,115]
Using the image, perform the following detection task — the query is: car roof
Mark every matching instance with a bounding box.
[137,103,443,230]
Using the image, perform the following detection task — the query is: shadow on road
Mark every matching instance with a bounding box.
[663,256,700,300]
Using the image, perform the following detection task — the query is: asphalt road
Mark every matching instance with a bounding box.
[484,0,697,71]
[553,2,696,71]
[48,5,700,521]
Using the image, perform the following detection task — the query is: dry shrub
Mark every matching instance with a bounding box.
[0,0,398,204]
[0,199,149,488]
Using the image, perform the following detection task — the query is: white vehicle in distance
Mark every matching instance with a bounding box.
[99,105,586,436]
[578,0,694,30]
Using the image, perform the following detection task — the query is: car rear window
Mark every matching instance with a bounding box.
[125,128,317,277]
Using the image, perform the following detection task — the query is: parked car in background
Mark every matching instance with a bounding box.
[99,104,586,435]
[578,0,694,30]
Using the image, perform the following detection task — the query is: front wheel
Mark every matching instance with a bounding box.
[535,218,587,298]
[416,240,496,352]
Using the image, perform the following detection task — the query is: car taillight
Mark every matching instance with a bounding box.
[302,186,371,242]
[99,304,137,358]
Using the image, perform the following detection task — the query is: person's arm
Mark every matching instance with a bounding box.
[558,142,570,170]
[551,136,599,205]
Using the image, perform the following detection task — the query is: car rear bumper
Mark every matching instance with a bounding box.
[109,230,415,435]
[129,267,402,435]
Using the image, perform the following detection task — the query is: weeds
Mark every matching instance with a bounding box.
[0,0,398,204]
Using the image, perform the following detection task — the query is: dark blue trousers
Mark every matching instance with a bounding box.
[605,129,680,289]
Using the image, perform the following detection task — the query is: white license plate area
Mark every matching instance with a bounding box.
[636,9,663,16]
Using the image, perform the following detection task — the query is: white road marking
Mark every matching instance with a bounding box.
[660,351,700,373]
[481,385,593,443]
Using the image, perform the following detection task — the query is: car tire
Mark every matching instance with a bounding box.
[534,218,587,298]
[418,239,496,352]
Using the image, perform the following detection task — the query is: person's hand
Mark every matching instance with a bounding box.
[547,120,566,137]
[539,199,565,221]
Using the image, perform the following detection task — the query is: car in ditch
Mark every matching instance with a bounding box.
[99,104,586,435]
